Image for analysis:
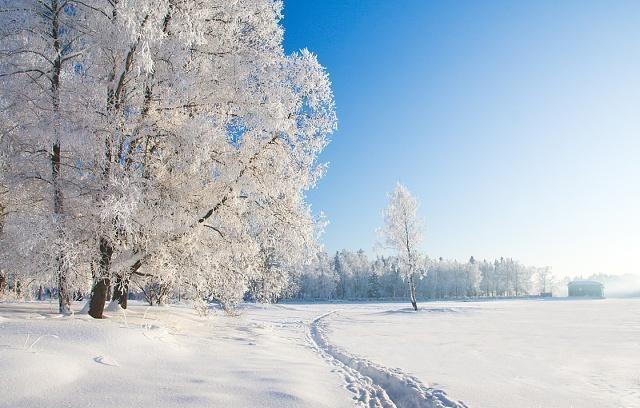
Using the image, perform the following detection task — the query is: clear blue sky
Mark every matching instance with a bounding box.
[283,0,640,277]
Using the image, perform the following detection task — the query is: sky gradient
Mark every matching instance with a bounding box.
[283,0,640,277]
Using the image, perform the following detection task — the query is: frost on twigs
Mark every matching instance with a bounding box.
[191,298,210,317]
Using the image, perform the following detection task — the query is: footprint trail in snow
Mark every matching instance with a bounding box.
[308,311,468,408]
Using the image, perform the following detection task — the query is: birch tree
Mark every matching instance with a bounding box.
[379,183,423,310]
[0,0,99,312]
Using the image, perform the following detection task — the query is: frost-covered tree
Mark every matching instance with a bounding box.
[375,256,404,298]
[0,0,100,312]
[330,249,371,299]
[1,0,336,317]
[535,266,554,294]
[298,251,338,300]
[379,183,423,311]
[83,1,336,315]
[367,271,381,298]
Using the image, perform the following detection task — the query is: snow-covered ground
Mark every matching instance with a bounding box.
[0,301,352,408]
[1,299,639,407]
[324,299,640,408]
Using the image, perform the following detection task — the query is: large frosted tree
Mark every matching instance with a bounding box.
[0,0,336,316]
[379,183,423,310]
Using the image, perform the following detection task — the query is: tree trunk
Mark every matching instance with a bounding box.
[409,273,418,311]
[52,140,70,314]
[88,237,113,318]
[0,203,5,299]
[88,278,110,318]
[49,0,71,315]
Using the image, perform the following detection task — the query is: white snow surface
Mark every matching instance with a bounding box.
[0,301,352,408]
[309,311,466,408]
[1,299,639,407]
[324,299,640,408]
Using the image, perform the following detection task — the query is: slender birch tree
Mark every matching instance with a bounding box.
[380,183,424,311]
[0,0,99,313]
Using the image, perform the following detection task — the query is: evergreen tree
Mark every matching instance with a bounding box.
[367,272,381,298]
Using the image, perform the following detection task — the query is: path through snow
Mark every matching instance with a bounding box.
[308,311,467,408]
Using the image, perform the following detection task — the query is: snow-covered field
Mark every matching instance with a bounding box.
[1,299,639,408]
[324,299,640,408]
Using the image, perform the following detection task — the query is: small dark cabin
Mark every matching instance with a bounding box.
[567,280,604,298]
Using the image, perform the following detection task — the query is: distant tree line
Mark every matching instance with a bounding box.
[294,250,554,301]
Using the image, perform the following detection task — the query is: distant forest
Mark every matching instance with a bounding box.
[291,250,640,301]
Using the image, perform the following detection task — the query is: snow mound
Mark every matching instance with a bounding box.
[378,307,466,315]
[105,301,124,313]
[79,300,91,314]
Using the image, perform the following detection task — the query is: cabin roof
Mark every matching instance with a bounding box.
[568,280,603,287]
